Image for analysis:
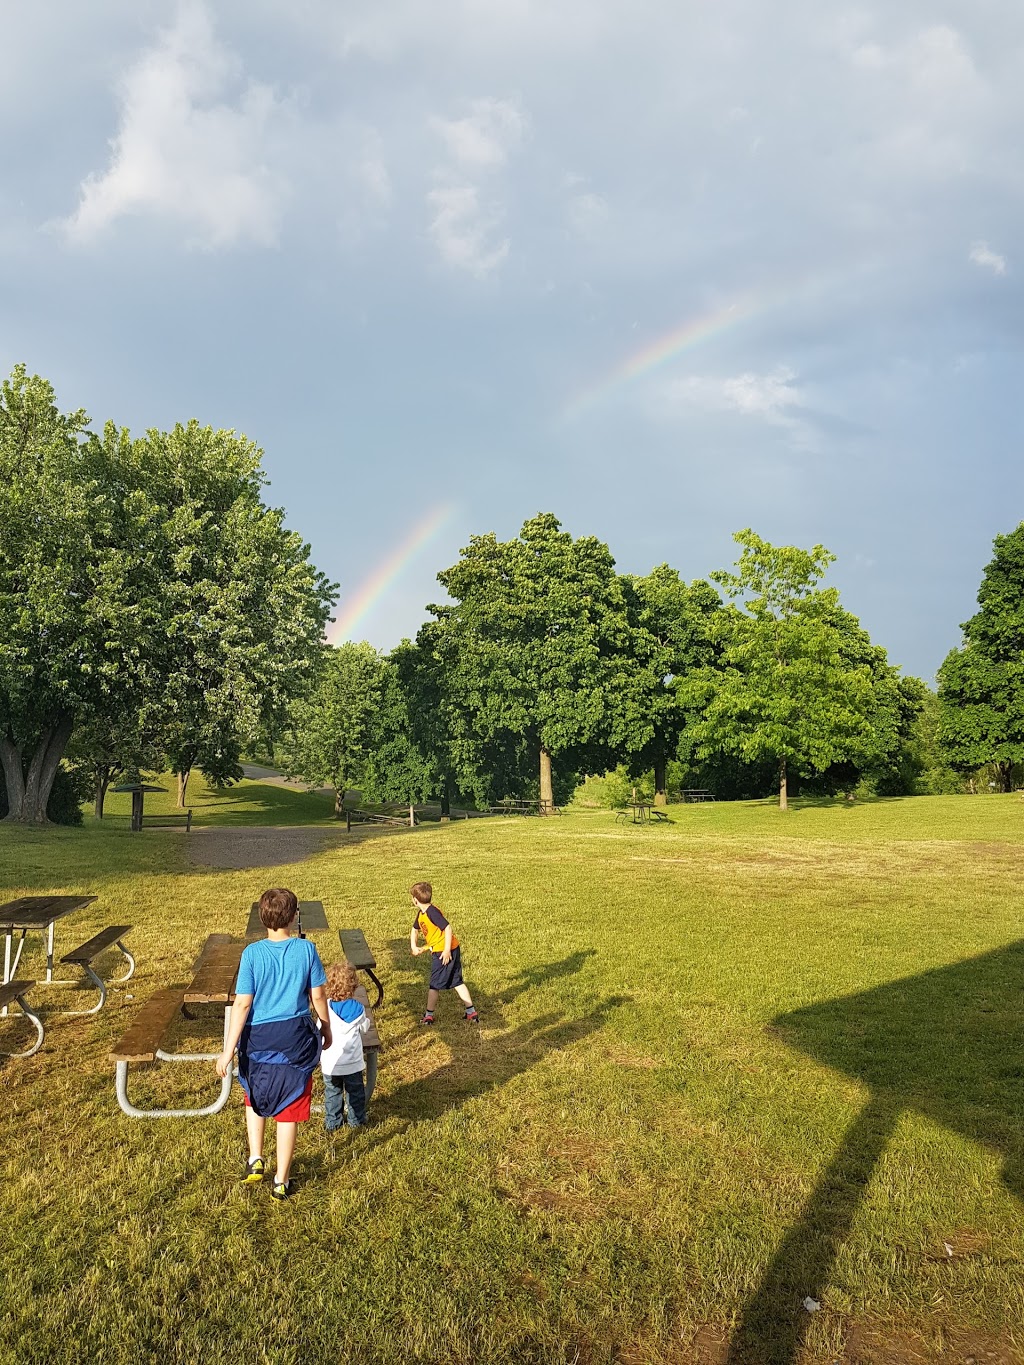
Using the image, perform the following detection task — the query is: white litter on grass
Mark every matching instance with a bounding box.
[944,1242,954,1257]
[803,1297,821,1313]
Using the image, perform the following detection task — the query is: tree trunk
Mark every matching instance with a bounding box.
[2,716,74,823]
[653,756,668,806]
[996,761,1014,793]
[176,768,191,808]
[779,758,788,812]
[440,778,451,823]
[334,787,344,817]
[94,768,112,819]
[539,745,554,813]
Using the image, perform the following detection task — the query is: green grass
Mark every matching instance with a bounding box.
[97,770,337,827]
[2,795,1024,1363]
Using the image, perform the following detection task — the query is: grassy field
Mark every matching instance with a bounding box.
[98,769,337,827]
[2,794,1024,1364]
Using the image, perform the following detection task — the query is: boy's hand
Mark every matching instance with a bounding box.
[320,1026,332,1050]
[215,1051,233,1078]
[411,944,424,956]
[440,948,452,965]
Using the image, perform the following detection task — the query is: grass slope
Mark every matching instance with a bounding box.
[1,796,1023,1364]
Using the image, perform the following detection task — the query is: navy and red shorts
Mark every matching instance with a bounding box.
[243,1075,313,1123]
[430,945,464,991]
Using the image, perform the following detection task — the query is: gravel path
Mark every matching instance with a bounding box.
[186,824,399,871]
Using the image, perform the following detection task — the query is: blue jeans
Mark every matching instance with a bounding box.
[323,1070,366,1129]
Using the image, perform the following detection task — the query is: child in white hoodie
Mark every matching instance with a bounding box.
[320,962,371,1130]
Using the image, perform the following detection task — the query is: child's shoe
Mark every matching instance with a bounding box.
[464,1007,479,1024]
[271,1179,291,1201]
[242,1156,265,1184]
[420,1010,435,1025]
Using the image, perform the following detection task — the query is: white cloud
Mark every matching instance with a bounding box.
[670,366,806,423]
[969,240,1007,275]
[62,1,289,248]
[427,185,509,277]
[431,98,526,169]
[426,97,525,276]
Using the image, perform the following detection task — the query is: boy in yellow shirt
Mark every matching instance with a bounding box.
[409,881,479,1025]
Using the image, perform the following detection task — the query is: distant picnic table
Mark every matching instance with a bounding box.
[488,799,562,816]
[680,789,716,803]
[615,802,670,825]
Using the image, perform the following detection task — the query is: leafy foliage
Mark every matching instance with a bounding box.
[937,525,1024,790]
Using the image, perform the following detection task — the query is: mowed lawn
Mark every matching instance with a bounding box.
[1,796,1024,1364]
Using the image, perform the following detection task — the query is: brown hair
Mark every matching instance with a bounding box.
[410,881,432,906]
[259,888,299,930]
[325,961,359,1002]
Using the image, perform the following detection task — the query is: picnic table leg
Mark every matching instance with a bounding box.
[46,920,55,983]
[2,932,10,1016]
[365,968,384,1009]
[109,939,136,984]
[0,992,45,1059]
[118,1009,234,1118]
[52,964,107,1017]
[365,1048,378,1104]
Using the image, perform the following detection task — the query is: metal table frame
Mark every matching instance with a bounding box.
[0,896,98,1014]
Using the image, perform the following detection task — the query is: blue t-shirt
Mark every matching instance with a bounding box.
[236,937,327,1025]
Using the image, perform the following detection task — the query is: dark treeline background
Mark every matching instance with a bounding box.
[1,366,1018,825]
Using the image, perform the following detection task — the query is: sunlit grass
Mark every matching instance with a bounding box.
[1,795,1023,1363]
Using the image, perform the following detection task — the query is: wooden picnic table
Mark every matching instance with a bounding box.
[615,803,670,825]
[339,928,384,1007]
[0,896,98,1011]
[245,900,329,938]
[680,789,716,803]
[488,799,562,816]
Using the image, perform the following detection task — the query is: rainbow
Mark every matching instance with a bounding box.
[562,295,756,421]
[326,504,454,645]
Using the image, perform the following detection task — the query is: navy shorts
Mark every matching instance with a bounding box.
[429,946,464,990]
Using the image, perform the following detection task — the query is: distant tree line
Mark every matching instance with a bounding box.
[283,516,949,813]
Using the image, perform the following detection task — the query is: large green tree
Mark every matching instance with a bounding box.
[283,642,387,814]
[623,566,722,804]
[425,513,653,810]
[679,529,915,810]
[140,422,335,807]
[937,525,1024,791]
[0,372,169,823]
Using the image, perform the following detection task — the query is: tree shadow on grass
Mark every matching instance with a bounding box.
[726,940,1024,1363]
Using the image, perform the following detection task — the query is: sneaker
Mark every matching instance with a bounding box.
[464,1008,479,1024]
[420,1011,435,1025]
[271,1180,291,1201]
[242,1156,265,1184]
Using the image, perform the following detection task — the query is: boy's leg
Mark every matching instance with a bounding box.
[323,1075,344,1131]
[245,1106,267,1163]
[426,988,440,1012]
[454,983,474,1008]
[343,1071,367,1127]
[276,1121,297,1185]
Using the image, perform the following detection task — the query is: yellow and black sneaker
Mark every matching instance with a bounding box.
[270,1180,291,1202]
[242,1157,265,1184]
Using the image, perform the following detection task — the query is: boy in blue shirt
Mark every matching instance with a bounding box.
[216,887,330,1200]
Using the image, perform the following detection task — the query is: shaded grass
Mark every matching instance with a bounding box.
[96,770,336,827]
[1,795,1024,1363]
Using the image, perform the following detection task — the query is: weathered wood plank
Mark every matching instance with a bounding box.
[108,988,184,1063]
[339,928,376,969]
[61,925,132,965]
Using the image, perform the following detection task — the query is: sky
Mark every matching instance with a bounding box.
[3,0,1022,681]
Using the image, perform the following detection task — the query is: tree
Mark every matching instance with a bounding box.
[65,711,162,818]
[0,371,169,823]
[283,643,387,814]
[426,514,652,810]
[680,529,914,810]
[937,525,1024,791]
[623,567,722,804]
[139,422,335,807]
[360,644,449,810]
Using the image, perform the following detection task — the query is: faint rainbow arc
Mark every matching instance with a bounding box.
[326,504,453,645]
[562,295,757,421]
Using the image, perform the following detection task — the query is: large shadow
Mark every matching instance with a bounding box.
[728,940,1024,1363]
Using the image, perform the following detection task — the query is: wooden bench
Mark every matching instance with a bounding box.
[345,809,413,828]
[56,925,135,1015]
[339,928,384,1007]
[110,935,245,1119]
[0,980,44,1058]
[143,811,192,831]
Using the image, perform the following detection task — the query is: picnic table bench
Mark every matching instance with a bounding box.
[0,895,98,1004]
[344,808,415,828]
[57,924,135,1015]
[488,799,563,816]
[338,928,384,1008]
[0,980,44,1058]
[680,789,715,803]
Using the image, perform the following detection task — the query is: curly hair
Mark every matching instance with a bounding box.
[325,961,359,1002]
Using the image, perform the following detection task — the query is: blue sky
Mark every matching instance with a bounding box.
[3,0,1022,679]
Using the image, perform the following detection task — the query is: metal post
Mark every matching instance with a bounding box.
[409,804,415,828]
[131,789,144,832]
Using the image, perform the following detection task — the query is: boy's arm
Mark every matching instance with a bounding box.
[310,984,332,1049]
[410,924,425,956]
[216,993,254,1076]
[440,924,453,965]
